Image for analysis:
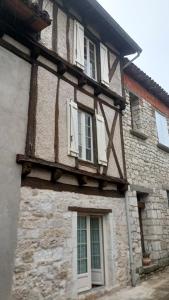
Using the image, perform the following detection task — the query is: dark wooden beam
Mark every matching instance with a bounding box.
[22,162,32,178]
[68,206,112,214]
[94,86,102,96]
[31,46,40,60]
[57,61,67,76]
[99,180,108,189]
[78,75,87,87]
[51,169,63,183]
[77,175,88,186]
[17,154,128,186]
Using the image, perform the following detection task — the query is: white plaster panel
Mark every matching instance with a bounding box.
[113,115,124,176]
[3,35,30,55]
[77,90,94,110]
[37,56,58,72]
[63,72,78,84]
[58,79,75,167]
[35,67,57,162]
[57,8,67,60]
[40,0,53,49]
[69,17,74,64]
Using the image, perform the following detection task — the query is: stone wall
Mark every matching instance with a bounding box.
[12,187,130,300]
[123,89,169,273]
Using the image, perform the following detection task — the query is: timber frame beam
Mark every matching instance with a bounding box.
[17,154,128,192]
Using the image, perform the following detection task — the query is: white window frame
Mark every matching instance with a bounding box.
[84,36,97,81]
[78,109,94,162]
[155,111,169,147]
[77,214,104,293]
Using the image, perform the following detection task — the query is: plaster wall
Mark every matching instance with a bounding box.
[0,46,31,299]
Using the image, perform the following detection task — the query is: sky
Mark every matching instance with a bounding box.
[97,0,169,93]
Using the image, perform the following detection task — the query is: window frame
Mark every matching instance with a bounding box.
[155,110,169,148]
[78,108,94,163]
[84,34,99,81]
[84,33,98,81]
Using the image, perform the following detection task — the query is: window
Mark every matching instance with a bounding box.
[130,92,142,132]
[73,20,109,87]
[77,215,104,292]
[68,100,107,166]
[84,36,97,80]
[78,110,93,162]
[155,111,169,147]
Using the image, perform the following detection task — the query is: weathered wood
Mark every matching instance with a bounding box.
[22,162,32,178]
[68,206,112,214]
[77,175,88,186]
[109,57,119,81]
[57,61,67,76]
[51,169,63,183]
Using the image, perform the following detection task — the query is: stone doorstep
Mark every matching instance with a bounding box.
[78,284,121,300]
[137,257,169,277]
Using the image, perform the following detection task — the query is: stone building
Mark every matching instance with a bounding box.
[0,0,142,299]
[123,62,169,282]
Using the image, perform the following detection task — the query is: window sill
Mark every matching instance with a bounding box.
[157,143,169,153]
[130,129,148,140]
[78,159,97,169]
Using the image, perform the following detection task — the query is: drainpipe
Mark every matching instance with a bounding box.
[125,191,136,287]
[123,52,141,70]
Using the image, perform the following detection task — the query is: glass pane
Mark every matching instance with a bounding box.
[84,37,88,75]
[77,216,88,274]
[89,41,96,80]
[90,217,101,269]
[78,111,82,159]
[85,113,93,161]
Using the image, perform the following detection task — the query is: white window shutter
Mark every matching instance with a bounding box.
[96,114,107,166]
[100,43,109,87]
[67,100,79,157]
[155,111,169,147]
[74,20,85,70]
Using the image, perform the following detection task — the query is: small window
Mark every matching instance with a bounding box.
[84,36,97,80]
[155,111,169,147]
[78,110,93,162]
[77,215,104,292]
[130,92,142,132]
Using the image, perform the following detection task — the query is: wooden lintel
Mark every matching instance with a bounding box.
[117,183,128,193]
[68,206,112,214]
[77,175,88,186]
[57,61,67,76]
[51,169,63,183]
[22,162,32,178]
[78,75,87,87]
[94,86,102,96]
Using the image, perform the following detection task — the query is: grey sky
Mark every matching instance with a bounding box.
[97,0,169,93]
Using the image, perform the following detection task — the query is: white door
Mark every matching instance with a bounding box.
[90,216,104,285]
[77,216,91,292]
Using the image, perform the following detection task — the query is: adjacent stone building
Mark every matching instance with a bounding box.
[123,62,169,282]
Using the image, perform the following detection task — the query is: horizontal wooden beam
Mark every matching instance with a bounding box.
[68,206,112,214]
[22,177,123,198]
[17,154,128,186]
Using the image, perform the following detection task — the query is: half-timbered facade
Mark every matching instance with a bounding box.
[0,0,141,299]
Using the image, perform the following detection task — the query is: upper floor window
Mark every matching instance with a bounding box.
[74,20,109,87]
[155,111,169,147]
[78,110,93,162]
[84,36,97,81]
[130,92,142,132]
[67,100,107,166]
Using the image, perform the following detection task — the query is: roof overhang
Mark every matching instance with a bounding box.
[68,0,142,56]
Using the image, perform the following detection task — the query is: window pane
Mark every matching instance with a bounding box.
[77,216,88,274]
[89,41,96,80]
[84,37,88,75]
[78,111,83,158]
[85,113,92,161]
[90,217,101,269]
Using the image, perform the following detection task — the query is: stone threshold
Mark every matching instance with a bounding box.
[78,284,121,300]
[137,257,169,278]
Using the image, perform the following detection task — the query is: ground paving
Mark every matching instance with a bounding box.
[102,267,169,300]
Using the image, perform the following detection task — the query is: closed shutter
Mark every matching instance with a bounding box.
[155,111,169,147]
[100,43,109,87]
[67,100,79,157]
[74,20,85,70]
[96,114,107,166]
